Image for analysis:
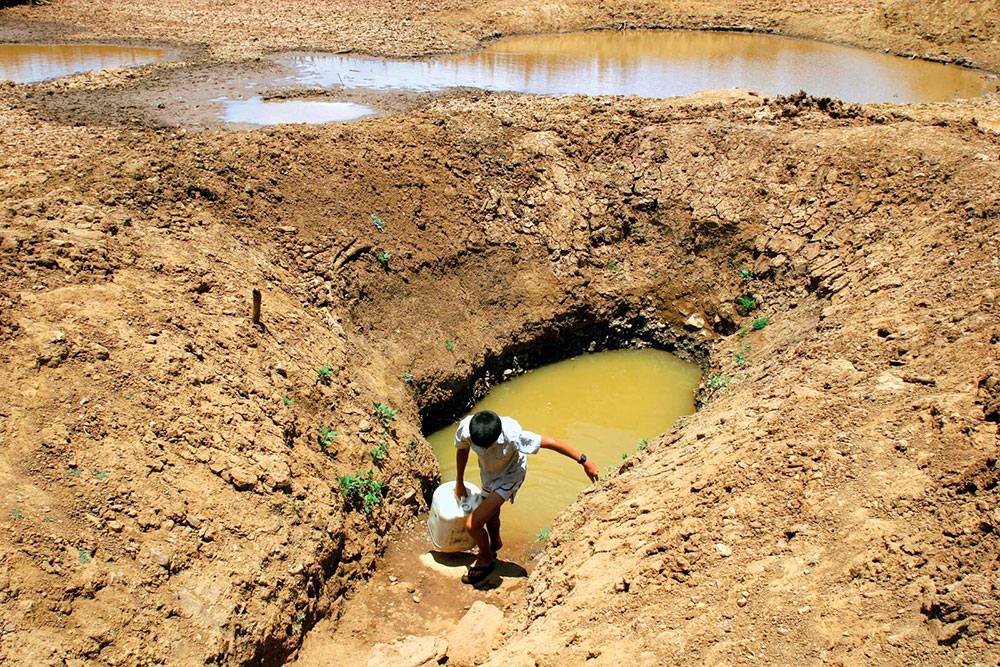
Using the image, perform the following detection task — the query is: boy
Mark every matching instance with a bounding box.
[454,409,599,584]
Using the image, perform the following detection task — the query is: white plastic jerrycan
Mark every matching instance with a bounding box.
[428,481,482,552]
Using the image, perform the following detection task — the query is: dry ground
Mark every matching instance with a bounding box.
[1,1,999,666]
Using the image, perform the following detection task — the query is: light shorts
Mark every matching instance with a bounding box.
[483,472,525,503]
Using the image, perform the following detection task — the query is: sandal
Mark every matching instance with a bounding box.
[462,560,496,585]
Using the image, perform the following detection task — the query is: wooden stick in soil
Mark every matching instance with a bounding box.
[251,288,261,325]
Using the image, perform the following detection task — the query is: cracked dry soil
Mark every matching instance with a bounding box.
[1,1,1000,666]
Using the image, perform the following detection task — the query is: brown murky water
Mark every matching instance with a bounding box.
[284,30,995,104]
[0,44,168,83]
[428,348,702,550]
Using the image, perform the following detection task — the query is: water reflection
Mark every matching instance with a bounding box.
[286,30,994,103]
[0,44,167,83]
[221,97,375,125]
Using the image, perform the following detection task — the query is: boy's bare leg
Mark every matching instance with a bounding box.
[486,511,502,554]
[466,491,505,568]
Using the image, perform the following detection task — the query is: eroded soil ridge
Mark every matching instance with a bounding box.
[1,1,999,665]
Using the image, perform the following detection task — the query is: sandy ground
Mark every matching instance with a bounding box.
[1,1,1000,666]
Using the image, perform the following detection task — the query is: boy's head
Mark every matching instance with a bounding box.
[469,410,502,447]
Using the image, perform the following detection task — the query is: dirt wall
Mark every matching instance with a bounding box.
[1,1,999,665]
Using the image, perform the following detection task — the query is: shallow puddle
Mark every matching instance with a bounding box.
[282,30,995,104]
[0,44,168,83]
[427,348,701,550]
[220,97,374,125]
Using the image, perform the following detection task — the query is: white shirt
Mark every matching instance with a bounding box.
[454,415,542,493]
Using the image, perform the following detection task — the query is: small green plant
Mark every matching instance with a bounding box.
[283,396,294,406]
[9,508,24,519]
[371,213,385,231]
[637,437,650,451]
[621,453,629,461]
[376,251,391,268]
[737,295,757,312]
[338,470,383,512]
[676,417,687,427]
[563,533,574,541]
[373,402,399,426]
[317,365,332,383]
[738,325,749,338]
[445,338,455,352]
[535,528,550,543]
[752,317,769,331]
[77,548,91,564]
[370,443,388,463]
[400,372,414,384]
[607,261,619,272]
[707,375,731,390]
[68,466,82,477]
[318,425,337,453]
[739,269,755,283]
[735,344,751,366]
[94,470,108,480]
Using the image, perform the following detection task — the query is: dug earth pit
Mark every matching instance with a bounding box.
[1,1,1000,664]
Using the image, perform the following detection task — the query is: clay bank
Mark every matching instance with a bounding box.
[1,1,1000,666]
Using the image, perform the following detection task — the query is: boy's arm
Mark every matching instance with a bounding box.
[540,436,599,482]
[455,447,470,499]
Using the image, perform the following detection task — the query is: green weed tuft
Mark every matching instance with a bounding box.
[373,402,399,426]
[445,338,455,352]
[739,269,755,283]
[317,365,332,383]
[707,375,731,390]
[338,470,383,512]
[371,213,385,231]
[637,437,649,451]
[535,528,550,543]
[737,295,757,312]
[752,317,769,331]
[318,425,337,454]
[376,251,391,268]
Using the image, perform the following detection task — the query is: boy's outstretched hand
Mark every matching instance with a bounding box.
[540,436,600,484]
[454,481,468,500]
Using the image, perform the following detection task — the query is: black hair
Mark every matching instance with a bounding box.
[469,410,502,447]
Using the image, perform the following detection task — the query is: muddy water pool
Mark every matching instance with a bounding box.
[282,30,995,104]
[427,348,702,551]
[220,97,374,125]
[0,44,168,83]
